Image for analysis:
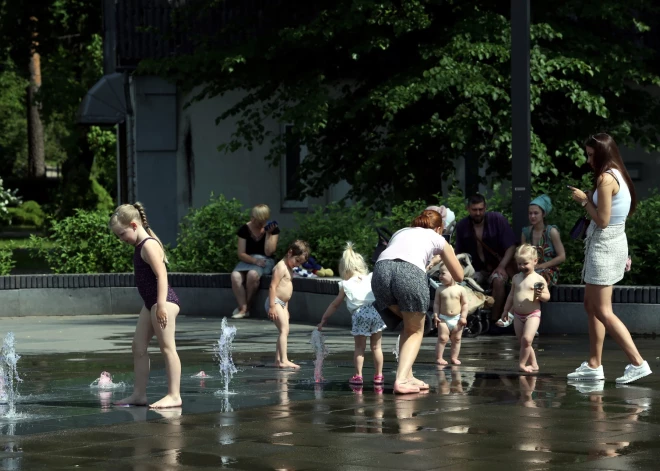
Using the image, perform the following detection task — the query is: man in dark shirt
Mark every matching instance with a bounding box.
[454,195,517,323]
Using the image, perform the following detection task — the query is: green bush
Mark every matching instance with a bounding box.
[170,194,249,272]
[279,202,378,272]
[92,177,115,213]
[32,209,133,273]
[382,197,430,233]
[381,185,472,233]
[625,192,660,286]
[0,176,21,226]
[8,200,46,228]
[0,248,15,275]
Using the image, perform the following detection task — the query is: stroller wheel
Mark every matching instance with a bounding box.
[464,316,481,338]
[479,317,490,335]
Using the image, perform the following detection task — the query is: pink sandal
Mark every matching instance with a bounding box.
[373,374,385,385]
[349,375,363,385]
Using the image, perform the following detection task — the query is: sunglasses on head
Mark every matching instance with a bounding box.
[590,134,610,144]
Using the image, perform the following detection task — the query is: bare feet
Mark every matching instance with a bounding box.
[529,364,539,372]
[408,377,430,390]
[519,365,535,373]
[149,394,182,409]
[436,358,448,365]
[450,358,461,365]
[394,380,421,395]
[113,393,148,406]
[275,360,300,370]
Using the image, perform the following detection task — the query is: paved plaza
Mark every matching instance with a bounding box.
[0,315,658,470]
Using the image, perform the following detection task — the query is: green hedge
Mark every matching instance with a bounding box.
[278,202,378,272]
[0,248,14,275]
[11,183,660,285]
[8,200,47,228]
[170,194,249,273]
[32,209,133,274]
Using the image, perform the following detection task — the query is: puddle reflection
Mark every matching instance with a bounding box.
[352,386,384,434]
[437,366,466,395]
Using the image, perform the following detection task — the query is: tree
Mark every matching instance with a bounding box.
[27,15,45,178]
[0,2,50,178]
[0,60,28,176]
[145,0,660,208]
[0,0,117,212]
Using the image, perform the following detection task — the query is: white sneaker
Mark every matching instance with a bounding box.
[568,380,605,394]
[567,362,605,381]
[615,361,652,384]
[231,311,249,319]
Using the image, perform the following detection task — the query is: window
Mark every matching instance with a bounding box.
[281,124,308,209]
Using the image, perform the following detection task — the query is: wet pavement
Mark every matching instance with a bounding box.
[0,315,659,470]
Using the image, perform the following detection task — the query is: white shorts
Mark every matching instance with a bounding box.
[351,304,387,337]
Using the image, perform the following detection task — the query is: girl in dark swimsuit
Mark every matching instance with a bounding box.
[110,203,182,409]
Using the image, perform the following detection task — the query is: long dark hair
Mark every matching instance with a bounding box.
[583,133,637,215]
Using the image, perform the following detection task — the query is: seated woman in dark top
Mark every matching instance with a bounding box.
[231,204,280,319]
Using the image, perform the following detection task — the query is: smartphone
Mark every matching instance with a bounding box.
[534,282,544,290]
[265,220,277,231]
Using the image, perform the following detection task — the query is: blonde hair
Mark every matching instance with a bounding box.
[251,204,270,223]
[109,202,169,263]
[515,244,537,262]
[338,242,369,280]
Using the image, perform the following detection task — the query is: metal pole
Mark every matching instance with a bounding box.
[511,0,531,238]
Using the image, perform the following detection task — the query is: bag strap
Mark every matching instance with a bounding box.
[476,236,502,262]
[605,170,620,189]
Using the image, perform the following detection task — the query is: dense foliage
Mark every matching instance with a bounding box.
[170,194,250,273]
[32,209,133,274]
[8,200,46,228]
[0,248,15,275]
[0,0,117,210]
[145,0,660,207]
[278,202,378,271]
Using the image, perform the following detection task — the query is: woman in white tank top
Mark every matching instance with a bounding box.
[567,133,651,385]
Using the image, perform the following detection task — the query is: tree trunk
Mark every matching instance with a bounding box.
[27,17,45,179]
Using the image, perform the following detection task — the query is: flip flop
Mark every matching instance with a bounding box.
[496,312,514,328]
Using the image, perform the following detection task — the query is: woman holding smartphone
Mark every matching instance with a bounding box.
[566,133,651,384]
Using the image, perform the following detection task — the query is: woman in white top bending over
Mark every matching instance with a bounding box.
[371,210,463,394]
[567,133,651,384]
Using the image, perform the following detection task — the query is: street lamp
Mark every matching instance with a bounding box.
[511,0,531,237]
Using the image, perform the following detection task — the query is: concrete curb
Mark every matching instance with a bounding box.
[0,274,658,303]
[0,274,658,334]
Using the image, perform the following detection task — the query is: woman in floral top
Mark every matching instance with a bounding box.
[521,194,566,287]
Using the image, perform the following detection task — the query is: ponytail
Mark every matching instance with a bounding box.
[132,202,168,263]
[338,241,369,280]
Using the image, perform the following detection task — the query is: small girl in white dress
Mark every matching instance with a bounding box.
[317,242,387,385]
